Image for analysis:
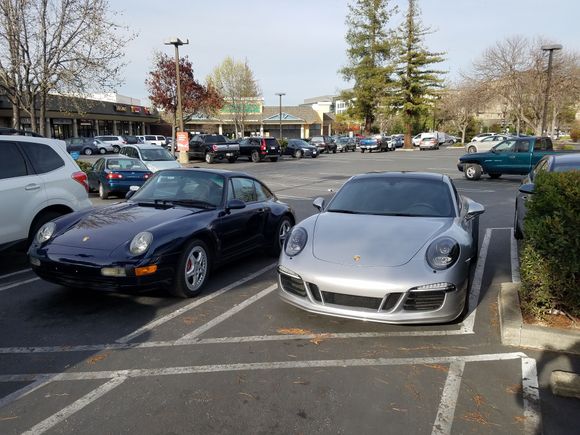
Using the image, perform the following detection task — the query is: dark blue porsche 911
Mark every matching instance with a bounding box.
[28,169,295,297]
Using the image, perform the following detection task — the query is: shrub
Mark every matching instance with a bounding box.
[570,123,580,142]
[76,160,92,173]
[519,171,580,318]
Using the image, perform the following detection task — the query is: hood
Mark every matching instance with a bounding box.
[312,212,451,267]
[52,202,198,251]
[145,160,181,172]
[460,151,496,161]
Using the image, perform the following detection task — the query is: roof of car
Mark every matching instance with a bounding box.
[548,153,580,164]
[355,171,445,182]
[158,167,256,179]
[123,144,161,150]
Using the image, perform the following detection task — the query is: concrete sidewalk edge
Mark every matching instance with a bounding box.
[498,282,580,355]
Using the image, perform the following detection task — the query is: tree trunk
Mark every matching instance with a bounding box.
[11,103,20,129]
[461,126,467,145]
[403,122,413,149]
[39,92,46,137]
[365,116,373,135]
[29,101,37,133]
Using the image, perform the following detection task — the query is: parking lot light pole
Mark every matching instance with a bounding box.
[540,43,562,136]
[165,37,189,164]
[275,93,285,140]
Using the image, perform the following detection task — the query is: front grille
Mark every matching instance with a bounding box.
[322,291,382,310]
[280,273,306,297]
[382,293,402,311]
[403,291,445,311]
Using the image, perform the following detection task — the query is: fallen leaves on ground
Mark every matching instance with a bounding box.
[309,334,330,345]
[86,353,108,365]
[0,416,18,421]
[277,328,312,335]
[238,392,257,400]
[505,384,522,395]
[473,394,486,407]
[422,364,449,373]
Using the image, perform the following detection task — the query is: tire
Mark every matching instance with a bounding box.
[83,148,93,155]
[227,156,237,163]
[269,157,278,162]
[98,183,109,199]
[464,164,482,181]
[361,149,365,153]
[99,148,107,155]
[113,145,120,153]
[489,173,502,179]
[332,149,336,154]
[269,216,293,257]
[468,146,477,153]
[294,150,302,159]
[169,239,211,298]
[28,210,64,247]
[205,152,214,164]
[514,206,523,240]
[251,150,260,163]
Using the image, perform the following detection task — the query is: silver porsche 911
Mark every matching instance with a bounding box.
[277,172,484,324]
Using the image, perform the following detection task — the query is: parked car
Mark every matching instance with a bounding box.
[94,135,126,153]
[457,136,577,180]
[123,135,140,145]
[87,156,152,199]
[471,133,497,142]
[359,136,388,153]
[284,139,318,158]
[391,134,405,148]
[238,137,280,162]
[0,136,91,251]
[514,153,580,239]
[136,135,166,146]
[382,135,397,151]
[64,137,103,155]
[419,134,440,151]
[412,134,422,147]
[310,136,337,154]
[188,134,240,164]
[119,144,181,172]
[335,136,356,152]
[29,168,296,297]
[464,135,511,154]
[278,172,484,324]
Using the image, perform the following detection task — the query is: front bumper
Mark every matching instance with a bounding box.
[29,247,176,292]
[360,144,379,150]
[277,258,468,324]
[457,162,465,172]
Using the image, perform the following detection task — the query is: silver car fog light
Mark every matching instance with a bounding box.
[101,267,127,277]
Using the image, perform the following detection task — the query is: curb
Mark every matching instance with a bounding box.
[498,282,580,354]
[550,371,580,399]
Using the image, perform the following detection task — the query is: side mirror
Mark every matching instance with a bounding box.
[226,199,246,211]
[313,197,325,212]
[519,183,535,195]
[465,200,485,221]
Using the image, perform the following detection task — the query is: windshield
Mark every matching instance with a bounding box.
[106,159,148,170]
[327,177,455,217]
[131,170,224,207]
[140,148,175,161]
[492,139,517,152]
[337,138,349,144]
[290,139,310,148]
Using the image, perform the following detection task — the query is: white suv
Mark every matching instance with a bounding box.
[94,135,126,153]
[0,136,92,250]
[136,135,166,146]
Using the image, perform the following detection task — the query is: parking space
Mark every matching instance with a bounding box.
[0,148,569,434]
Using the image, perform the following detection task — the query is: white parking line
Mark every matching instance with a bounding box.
[115,263,276,344]
[176,284,277,343]
[0,375,54,409]
[0,268,32,280]
[0,277,39,292]
[431,361,465,435]
[21,376,127,435]
[521,357,542,435]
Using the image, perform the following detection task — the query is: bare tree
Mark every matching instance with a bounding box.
[0,0,131,135]
[207,57,261,137]
[439,81,488,144]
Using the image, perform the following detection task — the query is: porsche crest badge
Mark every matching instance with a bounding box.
[353,255,361,262]
[82,236,90,242]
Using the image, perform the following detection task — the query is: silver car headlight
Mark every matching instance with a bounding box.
[284,227,308,257]
[426,237,460,270]
[36,222,57,244]
[129,231,153,255]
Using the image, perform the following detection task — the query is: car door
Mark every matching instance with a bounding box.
[217,177,267,258]
[87,158,105,191]
[0,142,46,246]
[508,139,532,174]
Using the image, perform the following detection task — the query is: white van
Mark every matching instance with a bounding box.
[136,135,166,146]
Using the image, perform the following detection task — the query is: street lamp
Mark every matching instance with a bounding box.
[165,37,189,164]
[540,43,562,136]
[275,93,285,140]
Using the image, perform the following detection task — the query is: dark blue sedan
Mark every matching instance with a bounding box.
[28,169,295,297]
[87,157,152,199]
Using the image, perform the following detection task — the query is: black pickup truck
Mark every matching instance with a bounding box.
[187,134,240,164]
[238,137,280,162]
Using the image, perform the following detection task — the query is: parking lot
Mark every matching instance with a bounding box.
[1,148,578,434]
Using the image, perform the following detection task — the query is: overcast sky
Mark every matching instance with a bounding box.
[115,0,579,106]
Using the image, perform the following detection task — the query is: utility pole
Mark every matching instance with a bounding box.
[165,37,189,163]
[540,43,562,136]
[275,93,285,140]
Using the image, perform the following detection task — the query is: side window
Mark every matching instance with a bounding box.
[22,142,65,174]
[536,139,547,151]
[120,148,127,156]
[516,141,530,153]
[0,142,28,179]
[255,181,273,202]
[231,177,257,202]
[226,180,235,202]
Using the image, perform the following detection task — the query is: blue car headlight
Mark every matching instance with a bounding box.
[36,222,56,244]
[129,231,153,255]
[426,237,460,270]
[284,227,308,257]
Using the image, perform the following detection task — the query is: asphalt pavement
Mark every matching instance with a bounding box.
[1,148,578,435]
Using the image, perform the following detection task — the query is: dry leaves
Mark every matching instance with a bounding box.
[277,328,312,335]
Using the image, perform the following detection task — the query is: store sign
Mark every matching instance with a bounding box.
[131,106,141,113]
[52,118,72,125]
[114,104,127,112]
[176,132,189,151]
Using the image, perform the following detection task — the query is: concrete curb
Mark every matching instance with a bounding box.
[498,282,580,355]
[550,371,580,399]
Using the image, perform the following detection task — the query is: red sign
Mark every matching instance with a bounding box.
[176,132,189,151]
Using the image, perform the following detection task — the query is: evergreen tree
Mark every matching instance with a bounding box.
[392,0,445,148]
[340,0,397,134]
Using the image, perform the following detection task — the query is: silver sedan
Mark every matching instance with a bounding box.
[277,172,484,324]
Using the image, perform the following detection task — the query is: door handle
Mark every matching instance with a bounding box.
[24,184,40,191]
[509,155,516,159]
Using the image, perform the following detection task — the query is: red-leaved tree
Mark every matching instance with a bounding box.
[145,52,223,141]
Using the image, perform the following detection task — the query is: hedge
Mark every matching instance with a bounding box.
[75,160,92,173]
[519,170,580,318]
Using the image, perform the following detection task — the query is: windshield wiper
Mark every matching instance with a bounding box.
[327,209,360,214]
[172,199,216,209]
